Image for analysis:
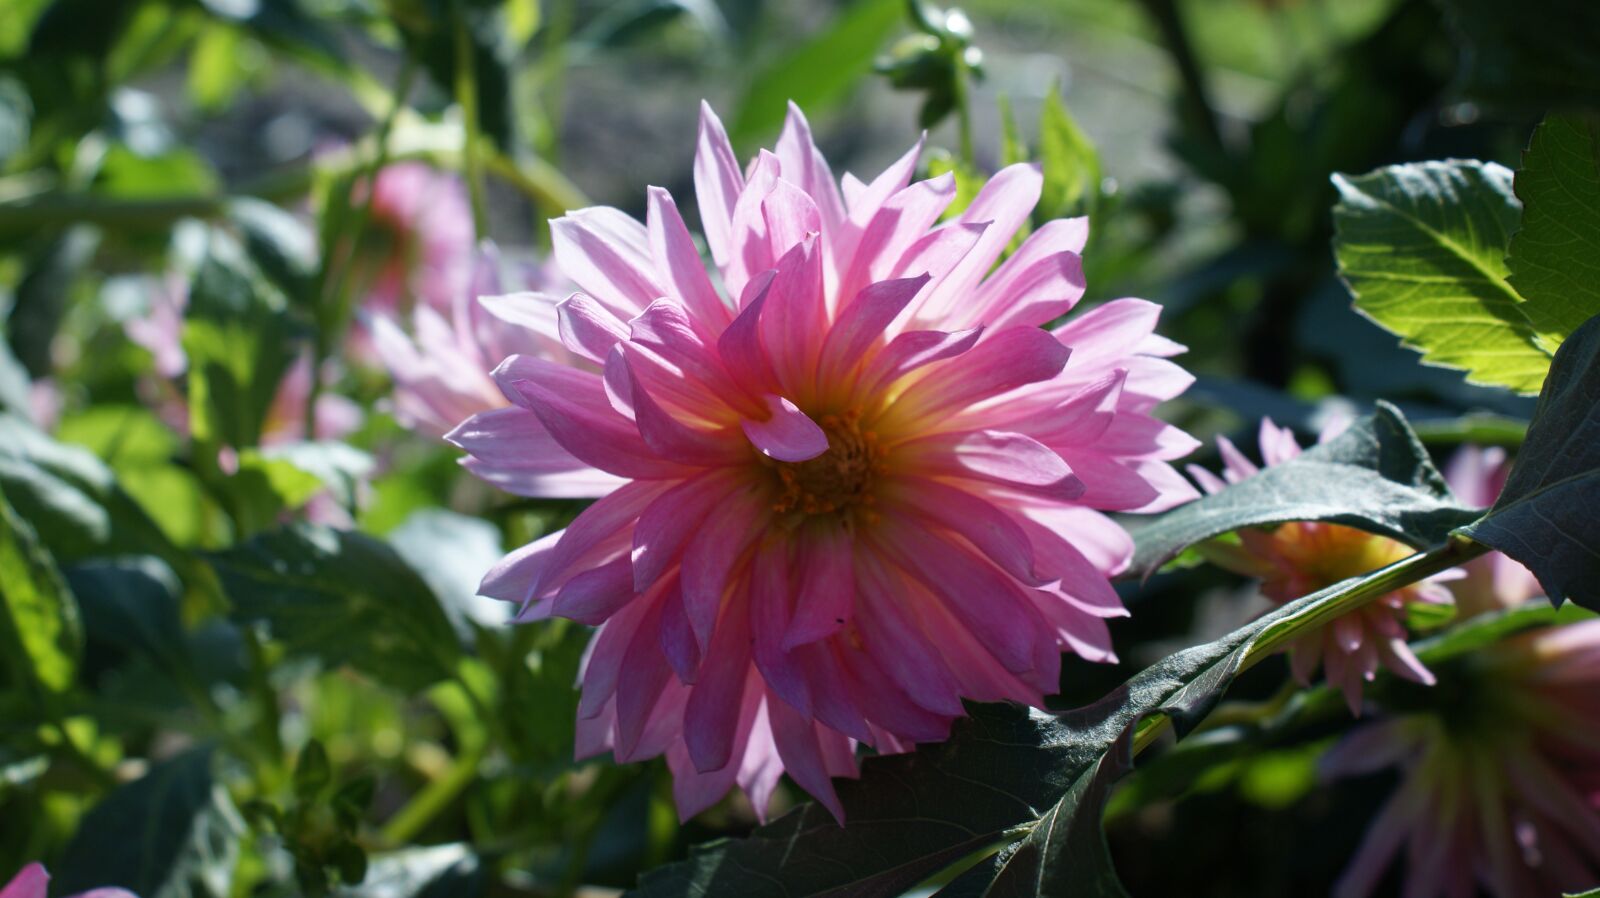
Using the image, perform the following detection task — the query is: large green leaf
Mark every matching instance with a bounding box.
[1459,313,1600,609]
[0,414,190,573]
[1126,403,1478,578]
[65,557,187,675]
[54,747,242,897]
[183,233,298,450]
[1506,113,1600,354]
[1332,160,1550,393]
[630,575,1381,898]
[0,483,81,698]
[729,0,903,146]
[208,524,462,691]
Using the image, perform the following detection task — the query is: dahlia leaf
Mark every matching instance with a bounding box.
[54,747,242,896]
[0,483,81,698]
[1457,313,1600,609]
[208,524,462,691]
[1038,83,1100,221]
[183,233,298,450]
[629,574,1381,898]
[1127,402,1478,578]
[1506,113,1600,354]
[1332,160,1551,394]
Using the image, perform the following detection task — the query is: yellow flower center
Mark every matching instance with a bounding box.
[768,408,887,523]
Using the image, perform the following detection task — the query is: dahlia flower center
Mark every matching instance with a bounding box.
[768,409,886,520]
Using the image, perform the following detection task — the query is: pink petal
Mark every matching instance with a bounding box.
[478,529,561,608]
[906,429,1083,500]
[535,479,664,598]
[784,529,855,649]
[965,217,1089,331]
[838,172,956,300]
[621,352,739,465]
[448,406,624,499]
[656,579,701,682]
[767,696,847,823]
[679,491,766,648]
[723,150,780,300]
[737,700,785,823]
[859,326,983,398]
[886,325,1071,425]
[716,269,780,391]
[742,393,827,462]
[748,539,812,715]
[756,233,827,394]
[774,102,847,245]
[551,557,636,625]
[0,863,49,898]
[550,206,663,318]
[556,293,630,365]
[693,101,744,269]
[762,177,823,261]
[916,163,1044,323]
[852,556,966,715]
[632,470,744,591]
[685,592,754,772]
[647,186,731,335]
[817,274,930,379]
[888,478,1047,586]
[1052,298,1166,370]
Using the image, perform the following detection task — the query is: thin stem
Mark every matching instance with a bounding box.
[453,3,491,240]
[379,738,487,846]
[304,56,418,438]
[1135,0,1226,159]
[951,53,976,168]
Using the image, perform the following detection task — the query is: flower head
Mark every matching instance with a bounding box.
[1,863,136,898]
[1190,418,1454,713]
[371,244,577,439]
[351,161,475,319]
[1443,444,1543,618]
[453,102,1198,820]
[1325,620,1600,898]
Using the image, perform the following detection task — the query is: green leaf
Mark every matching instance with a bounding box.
[925,148,984,221]
[228,197,319,307]
[1332,160,1550,393]
[187,23,262,113]
[630,576,1381,898]
[209,524,462,691]
[1038,83,1100,221]
[0,75,29,167]
[998,93,1026,168]
[1506,113,1600,354]
[65,557,187,673]
[0,484,81,697]
[388,508,508,638]
[95,144,220,198]
[295,740,332,800]
[728,0,903,147]
[184,232,298,449]
[0,414,191,574]
[54,747,243,897]
[505,0,541,47]
[1126,403,1478,578]
[1458,313,1600,609]
[1435,0,1600,114]
[346,843,486,898]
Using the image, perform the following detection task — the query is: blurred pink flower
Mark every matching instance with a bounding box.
[125,277,361,447]
[1,863,136,898]
[351,161,475,321]
[1326,619,1600,897]
[1443,445,1543,618]
[370,244,581,439]
[1189,418,1456,713]
[452,102,1198,821]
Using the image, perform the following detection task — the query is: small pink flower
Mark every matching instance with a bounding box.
[453,102,1198,821]
[371,244,581,439]
[352,161,475,321]
[1326,620,1600,897]
[1189,418,1456,713]
[0,863,136,898]
[1442,445,1543,618]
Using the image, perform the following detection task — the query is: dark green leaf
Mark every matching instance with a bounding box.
[1436,0,1600,114]
[184,232,298,449]
[1506,113,1600,354]
[65,557,186,671]
[729,0,903,146]
[209,524,462,690]
[228,197,319,307]
[397,1,517,150]
[6,227,100,376]
[55,747,243,896]
[1458,313,1600,609]
[1127,403,1477,578]
[388,508,508,639]
[1332,160,1549,393]
[0,483,81,697]
[339,843,486,898]
[295,740,332,800]
[630,579,1364,898]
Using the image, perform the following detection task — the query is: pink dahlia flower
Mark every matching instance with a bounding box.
[454,101,1198,821]
[349,161,475,321]
[1442,445,1543,618]
[371,244,582,439]
[1,863,135,898]
[1326,619,1600,897]
[1189,418,1456,714]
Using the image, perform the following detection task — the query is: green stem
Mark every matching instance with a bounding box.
[950,51,976,168]
[304,55,417,438]
[379,737,487,846]
[1135,0,1226,160]
[453,3,491,239]
[1131,535,1489,757]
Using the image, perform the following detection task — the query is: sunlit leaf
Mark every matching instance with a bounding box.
[1458,313,1600,609]
[1038,83,1100,221]
[1506,113,1600,354]
[0,483,81,697]
[1332,160,1550,393]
